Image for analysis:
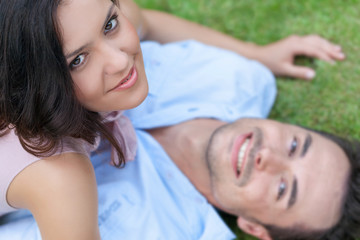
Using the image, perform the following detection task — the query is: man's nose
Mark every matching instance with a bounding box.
[254,147,287,173]
[102,43,128,75]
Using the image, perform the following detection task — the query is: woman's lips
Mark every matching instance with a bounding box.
[231,133,252,178]
[109,65,137,92]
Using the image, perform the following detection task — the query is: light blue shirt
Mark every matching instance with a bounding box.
[126,40,276,128]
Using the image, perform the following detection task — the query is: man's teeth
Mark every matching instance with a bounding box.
[237,138,250,174]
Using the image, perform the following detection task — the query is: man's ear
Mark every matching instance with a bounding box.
[237,216,272,240]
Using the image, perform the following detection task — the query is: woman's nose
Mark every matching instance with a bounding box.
[102,43,128,75]
[255,147,287,173]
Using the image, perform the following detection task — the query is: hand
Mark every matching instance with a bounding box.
[254,35,345,80]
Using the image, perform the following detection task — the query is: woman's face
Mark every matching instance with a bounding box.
[57,0,148,112]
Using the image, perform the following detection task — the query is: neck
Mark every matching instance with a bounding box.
[147,118,226,206]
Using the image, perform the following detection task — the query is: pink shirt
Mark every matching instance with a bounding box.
[0,111,136,215]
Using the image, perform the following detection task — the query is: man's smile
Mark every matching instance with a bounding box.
[231,133,252,179]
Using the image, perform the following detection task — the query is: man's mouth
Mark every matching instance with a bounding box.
[237,137,250,176]
[232,133,252,178]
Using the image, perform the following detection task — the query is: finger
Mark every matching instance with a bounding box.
[300,43,342,64]
[283,64,316,80]
[303,35,346,61]
[296,43,335,63]
[312,37,345,60]
[322,43,346,61]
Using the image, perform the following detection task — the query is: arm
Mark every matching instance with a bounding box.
[120,3,265,60]
[7,153,100,240]
[120,0,345,80]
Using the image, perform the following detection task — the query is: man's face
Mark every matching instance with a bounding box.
[206,118,350,230]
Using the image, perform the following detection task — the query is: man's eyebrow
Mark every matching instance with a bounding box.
[286,133,310,209]
[65,4,115,60]
[301,133,312,157]
[287,177,297,209]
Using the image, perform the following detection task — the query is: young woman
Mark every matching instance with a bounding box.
[0,0,345,239]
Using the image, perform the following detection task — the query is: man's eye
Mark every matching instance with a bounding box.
[277,179,287,201]
[289,137,298,156]
[70,54,85,69]
[105,15,118,33]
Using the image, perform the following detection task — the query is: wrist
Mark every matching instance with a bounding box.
[243,42,263,60]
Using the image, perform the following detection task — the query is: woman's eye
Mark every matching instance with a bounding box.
[277,180,287,201]
[104,15,118,33]
[289,137,298,156]
[70,54,85,69]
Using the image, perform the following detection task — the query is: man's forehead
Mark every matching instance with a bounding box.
[295,133,350,229]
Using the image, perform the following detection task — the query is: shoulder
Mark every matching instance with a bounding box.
[7,153,100,239]
[7,152,96,209]
[0,128,93,213]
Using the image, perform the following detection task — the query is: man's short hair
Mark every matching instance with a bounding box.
[263,128,360,240]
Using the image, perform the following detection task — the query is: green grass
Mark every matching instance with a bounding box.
[134,0,360,239]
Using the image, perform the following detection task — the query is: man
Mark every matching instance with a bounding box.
[148,118,359,240]
[124,40,360,239]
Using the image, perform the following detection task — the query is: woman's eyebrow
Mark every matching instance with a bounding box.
[66,44,90,60]
[301,133,312,157]
[65,3,115,60]
[102,3,116,32]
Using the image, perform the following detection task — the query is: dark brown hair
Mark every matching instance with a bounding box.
[0,0,125,166]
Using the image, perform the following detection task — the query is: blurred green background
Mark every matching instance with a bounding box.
[134,0,360,239]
